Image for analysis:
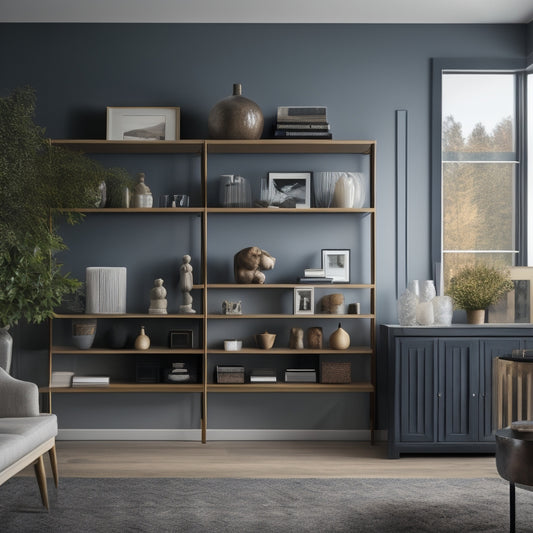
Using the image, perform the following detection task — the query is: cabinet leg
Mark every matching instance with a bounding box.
[510,482,515,533]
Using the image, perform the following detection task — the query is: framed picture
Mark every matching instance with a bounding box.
[268,172,311,208]
[294,287,314,314]
[107,107,180,141]
[488,267,533,324]
[168,329,193,349]
[322,249,350,283]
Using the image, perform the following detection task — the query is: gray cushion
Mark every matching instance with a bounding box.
[0,368,39,417]
[0,415,57,471]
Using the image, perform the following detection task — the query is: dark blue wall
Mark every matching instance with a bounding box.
[0,23,527,434]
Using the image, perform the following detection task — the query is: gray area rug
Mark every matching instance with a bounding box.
[1,477,532,532]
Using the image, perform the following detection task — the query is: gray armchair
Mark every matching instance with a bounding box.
[0,367,58,509]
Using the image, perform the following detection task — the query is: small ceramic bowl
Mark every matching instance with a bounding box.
[224,339,242,351]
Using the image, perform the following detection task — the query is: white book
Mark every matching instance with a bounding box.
[51,371,74,387]
[304,268,325,277]
[72,375,110,385]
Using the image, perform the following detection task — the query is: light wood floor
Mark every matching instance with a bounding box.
[20,441,499,479]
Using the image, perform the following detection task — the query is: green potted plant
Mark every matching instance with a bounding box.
[446,265,514,324]
[0,86,131,372]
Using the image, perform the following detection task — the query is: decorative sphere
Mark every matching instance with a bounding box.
[208,83,264,140]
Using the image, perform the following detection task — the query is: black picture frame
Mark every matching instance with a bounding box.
[169,329,193,349]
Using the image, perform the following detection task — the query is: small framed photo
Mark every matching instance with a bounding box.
[294,287,314,314]
[322,249,350,283]
[168,329,193,349]
[107,107,180,141]
[268,172,311,208]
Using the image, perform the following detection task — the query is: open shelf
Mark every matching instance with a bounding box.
[48,137,376,443]
[51,346,204,355]
[207,347,373,355]
[207,382,375,393]
[41,383,203,393]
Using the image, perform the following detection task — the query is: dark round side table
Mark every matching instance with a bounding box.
[495,426,533,533]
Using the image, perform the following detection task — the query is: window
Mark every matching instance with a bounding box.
[441,72,517,290]
[432,60,527,293]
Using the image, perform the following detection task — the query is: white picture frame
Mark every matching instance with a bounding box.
[322,249,351,283]
[268,172,311,208]
[106,107,180,141]
[294,287,314,314]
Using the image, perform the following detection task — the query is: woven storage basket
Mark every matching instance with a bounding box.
[320,362,351,384]
[216,366,245,384]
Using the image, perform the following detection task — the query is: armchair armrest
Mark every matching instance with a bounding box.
[0,367,40,417]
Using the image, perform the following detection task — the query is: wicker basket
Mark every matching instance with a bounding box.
[320,362,351,384]
[216,365,245,384]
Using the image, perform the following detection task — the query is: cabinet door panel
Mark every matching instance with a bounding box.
[438,340,478,442]
[480,339,521,441]
[397,339,435,443]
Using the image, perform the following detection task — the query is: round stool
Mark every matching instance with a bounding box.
[495,427,533,533]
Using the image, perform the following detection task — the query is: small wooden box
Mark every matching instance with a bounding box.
[320,362,351,384]
[216,365,245,384]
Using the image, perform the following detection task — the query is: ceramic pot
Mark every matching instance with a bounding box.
[0,326,13,373]
[106,323,129,349]
[255,331,276,349]
[72,319,97,350]
[208,83,264,140]
[134,326,151,350]
[329,323,350,350]
[466,309,485,325]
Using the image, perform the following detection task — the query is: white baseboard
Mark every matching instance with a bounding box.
[57,428,386,441]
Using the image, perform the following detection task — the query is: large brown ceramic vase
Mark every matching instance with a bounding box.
[208,83,264,140]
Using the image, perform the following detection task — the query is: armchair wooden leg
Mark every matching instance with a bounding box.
[33,455,49,509]
[48,445,59,488]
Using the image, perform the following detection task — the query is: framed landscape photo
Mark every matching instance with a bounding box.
[107,107,180,141]
[268,172,311,208]
[488,267,533,324]
[322,249,350,283]
[294,287,314,314]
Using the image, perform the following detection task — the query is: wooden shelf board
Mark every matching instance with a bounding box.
[41,383,203,393]
[208,347,373,355]
[207,207,374,214]
[50,139,204,154]
[207,283,374,289]
[53,311,204,319]
[207,314,374,319]
[55,207,204,214]
[207,382,375,393]
[206,139,375,154]
[51,346,204,355]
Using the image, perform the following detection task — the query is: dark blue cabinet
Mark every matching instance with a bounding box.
[383,325,532,458]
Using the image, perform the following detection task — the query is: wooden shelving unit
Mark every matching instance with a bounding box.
[47,138,376,443]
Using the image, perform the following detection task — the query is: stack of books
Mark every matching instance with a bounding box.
[274,106,332,139]
[72,375,110,387]
[284,368,317,383]
[167,362,190,383]
[298,267,333,284]
[250,368,277,383]
[50,371,74,388]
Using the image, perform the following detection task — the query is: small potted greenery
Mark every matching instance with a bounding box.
[0,86,132,371]
[446,265,514,324]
